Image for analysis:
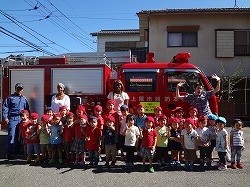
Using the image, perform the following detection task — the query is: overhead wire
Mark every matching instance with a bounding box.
[28,0,96,51]
[0,8,72,54]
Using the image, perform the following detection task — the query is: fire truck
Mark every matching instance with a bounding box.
[1,52,219,128]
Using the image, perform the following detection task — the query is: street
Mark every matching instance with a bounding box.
[0,127,249,187]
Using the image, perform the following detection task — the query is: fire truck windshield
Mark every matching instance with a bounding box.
[125,72,156,92]
[166,69,207,93]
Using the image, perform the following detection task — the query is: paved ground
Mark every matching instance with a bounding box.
[0,127,249,187]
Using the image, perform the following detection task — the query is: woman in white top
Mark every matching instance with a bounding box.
[107,80,129,115]
[51,83,70,112]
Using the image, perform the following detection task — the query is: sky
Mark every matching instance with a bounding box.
[0,0,249,58]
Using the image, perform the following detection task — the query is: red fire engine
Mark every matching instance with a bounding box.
[1,52,219,128]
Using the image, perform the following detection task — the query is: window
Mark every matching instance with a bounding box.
[235,30,250,56]
[105,41,136,52]
[168,32,198,47]
[165,69,207,93]
[125,72,157,92]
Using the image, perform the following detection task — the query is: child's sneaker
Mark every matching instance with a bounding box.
[129,162,134,167]
[79,160,85,165]
[231,162,237,169]
[26,156,32,162]
[184,163,189,170]
[140,165,146,172]
[218,164,227,171]
[237,162,244,169]
[189,164,194,171]
[74,159,78,165]
[169,160,175,167]
[149,166,154,173]
[58,159,64,164]
[110,162,115,167]
[48,159,55,164]
[176,161,181,167]
[34,157,40,163]
[105,162,109,167]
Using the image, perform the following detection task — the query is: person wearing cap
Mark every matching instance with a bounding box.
[25,113,40,163]
[85,116,102,166]
[48,113,64,164]
[176,74,221,116]
[139,116,157,173]
[196,115,213,170]
[118,104,130,160]
[93,105,104,130]
[72,112,88,165]
[18,110,30,158]
[155,115,170,169]
[102,116,117,166]
[153,106,162,128]
[107,80,129,115]
[59,105,68,125]
[207,114,218,159]
[2,82,30,160]
[51,83,70,113]
[168,117,182,167]
[103,100,119,138]
[215,116,229,171]
[62,112,75,164]
[188,107,198,128]
[181,118,199,170]
[172,107,185,130]
[37,114,51,163]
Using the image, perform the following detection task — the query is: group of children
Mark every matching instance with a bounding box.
[18,100,245,173]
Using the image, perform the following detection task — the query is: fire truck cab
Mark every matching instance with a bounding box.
[119,52,219,117]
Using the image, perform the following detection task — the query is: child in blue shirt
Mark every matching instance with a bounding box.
[48,113,63,164]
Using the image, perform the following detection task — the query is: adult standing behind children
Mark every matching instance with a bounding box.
[107,80,129,115]
[51,83,70,113]
[2,83,30,160]
[175,74,221,116]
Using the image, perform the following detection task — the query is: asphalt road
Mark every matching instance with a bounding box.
[0,127,249,187]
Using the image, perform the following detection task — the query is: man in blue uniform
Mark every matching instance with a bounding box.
[2,83,30,159]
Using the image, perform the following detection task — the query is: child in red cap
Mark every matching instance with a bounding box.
[25,112,40,163]
[37,114,51,163]
[63,112,75,164]
[94,105,104,130]
[153,106,163,128]
[168,117,182,167]
[48,113,63,164]
[139,116,157,173]
[59,105,68,125]
[72,113,88,165]
[18,110,30,158]
[85,116,102,166]
[102,116,117,166]
[155,114,170,169]
[196,115,212,170]
[181,119,199,171]
[188,107,198,129]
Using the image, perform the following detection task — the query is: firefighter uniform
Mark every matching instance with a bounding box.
[2,83,30,159]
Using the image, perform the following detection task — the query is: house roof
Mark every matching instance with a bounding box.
[90,29,139,36]
[137,8,250,15]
